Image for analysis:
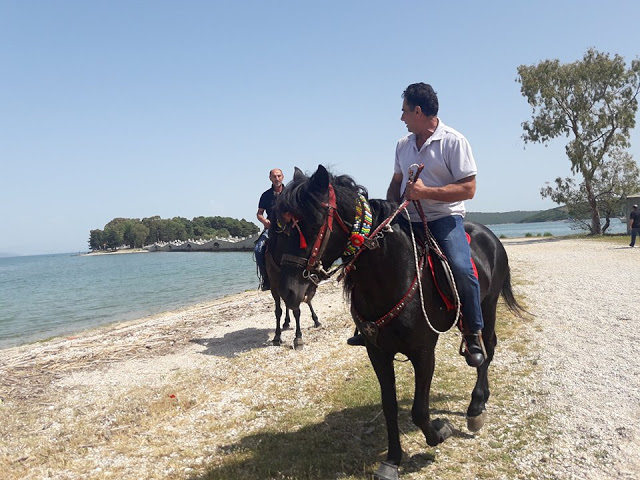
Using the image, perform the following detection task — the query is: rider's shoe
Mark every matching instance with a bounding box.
[347,334,366,346]
[260,279,271,291]
[463,331,485,367]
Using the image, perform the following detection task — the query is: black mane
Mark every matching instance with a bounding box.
[276,168,368,228]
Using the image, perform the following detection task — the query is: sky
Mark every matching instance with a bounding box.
[1,1,639,256]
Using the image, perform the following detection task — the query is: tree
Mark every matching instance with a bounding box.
[123,221,150,248]
[142,216,163,243]
[88,229,105,251]
[518,48,640,234]
[103,225,124,250]
[541,151,640,233]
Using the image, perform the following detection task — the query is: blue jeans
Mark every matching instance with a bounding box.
[254,229,269,280]
[427,215,484,332]
[631,228,640,247]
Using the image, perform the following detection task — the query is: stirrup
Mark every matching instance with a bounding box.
[459,331,487,366]
[347,334,366,346]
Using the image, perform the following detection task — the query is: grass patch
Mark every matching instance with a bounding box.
[196,296,544,480]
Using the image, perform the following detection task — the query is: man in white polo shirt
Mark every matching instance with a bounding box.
[388,82,485,367]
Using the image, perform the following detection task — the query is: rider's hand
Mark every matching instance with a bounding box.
[405,178,425,201]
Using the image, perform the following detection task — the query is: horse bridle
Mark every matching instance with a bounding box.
[281,184,350,284]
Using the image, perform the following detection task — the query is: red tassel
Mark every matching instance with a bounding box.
[298,228,307,249]
[350,233,364,247]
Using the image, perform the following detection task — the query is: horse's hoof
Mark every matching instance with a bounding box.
[432,418,454,441]
[373,461,399,480]
[293,338,304,350]
[272,338,281,346]
[467,410,487,432]
[282,325,291,331]
[313,321,321,328]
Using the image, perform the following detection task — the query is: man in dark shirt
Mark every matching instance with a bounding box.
[255,168,284,290]
[629,204,640,247]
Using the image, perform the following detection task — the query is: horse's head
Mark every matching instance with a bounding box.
[274,165,366,308]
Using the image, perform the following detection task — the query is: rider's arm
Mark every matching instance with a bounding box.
[386,173,403,203]
[257,207,270,230]
[405,175,476,202]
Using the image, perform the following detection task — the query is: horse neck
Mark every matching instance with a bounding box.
[347,207,437,316]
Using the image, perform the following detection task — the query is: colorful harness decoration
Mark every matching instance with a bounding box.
[343,194,372,256]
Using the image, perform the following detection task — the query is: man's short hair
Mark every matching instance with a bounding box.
[402,83,439,117]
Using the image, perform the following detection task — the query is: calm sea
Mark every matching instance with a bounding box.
[0,219,629,350]
[0,251,258,350]
[486,218,628,238]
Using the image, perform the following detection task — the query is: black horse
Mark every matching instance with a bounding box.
[274,165,524,480]
[265,227,321,349]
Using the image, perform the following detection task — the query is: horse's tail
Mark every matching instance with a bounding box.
[500,265,530,318]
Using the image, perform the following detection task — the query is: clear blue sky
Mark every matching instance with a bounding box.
[1,0,639,256]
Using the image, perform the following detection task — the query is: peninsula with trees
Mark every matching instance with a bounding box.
[89,216,260,252]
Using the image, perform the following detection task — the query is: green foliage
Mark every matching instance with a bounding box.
[88,229,105,251]
[123,221,150,248]
[517,48,640,234]
[518,206,570,223]
[89,216,259,250]
[466,207,569,225]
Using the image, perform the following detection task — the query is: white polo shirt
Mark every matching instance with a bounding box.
[394,119,477,222]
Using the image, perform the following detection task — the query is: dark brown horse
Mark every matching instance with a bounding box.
[265,227,320,349]
[274,165,524,480]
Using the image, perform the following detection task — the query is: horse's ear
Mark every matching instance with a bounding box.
[293,167,305,182]
[309,165,329,193]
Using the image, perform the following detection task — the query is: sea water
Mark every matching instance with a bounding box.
[485,218,628,238]
[0,251,258,350]
[0,218,629,350]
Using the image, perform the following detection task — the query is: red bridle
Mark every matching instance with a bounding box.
[281,184,350,283]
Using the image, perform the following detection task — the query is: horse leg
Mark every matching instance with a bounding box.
[283,309,291,330]
[409,345,454,447]
[307,302,321,327]
[367,347,402,480]
[272,296,283,346]
[467,297,498,432]
[292,308,304,350]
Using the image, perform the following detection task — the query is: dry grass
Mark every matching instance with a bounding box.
[0,278,547,480]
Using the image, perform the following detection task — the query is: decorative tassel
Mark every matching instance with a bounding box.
[298,227,307,249]
[350,233,364,247]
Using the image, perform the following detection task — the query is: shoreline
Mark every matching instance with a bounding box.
[81,248,149,256]
[0,285,261,354]
[1,236,627,352]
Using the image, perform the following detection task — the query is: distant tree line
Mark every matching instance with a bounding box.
[89,216,260,251]
[466,208,570,225]
[467,204,625,226]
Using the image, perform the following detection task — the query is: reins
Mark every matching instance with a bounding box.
[345,163,460,336]
[281,165,461,337]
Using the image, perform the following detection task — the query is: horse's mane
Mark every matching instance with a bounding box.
[276,169,368,226]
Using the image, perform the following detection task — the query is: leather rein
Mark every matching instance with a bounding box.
[280,177,431,336]
[279,166,460,346]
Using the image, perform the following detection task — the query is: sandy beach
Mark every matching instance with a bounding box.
[1,237,638,479]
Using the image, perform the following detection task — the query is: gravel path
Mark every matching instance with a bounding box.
[503,238,640,479]
[1,237,639,479]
